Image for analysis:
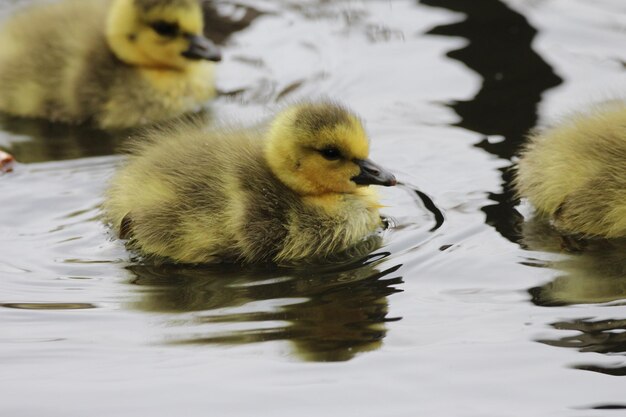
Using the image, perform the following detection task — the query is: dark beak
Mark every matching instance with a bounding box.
[182,34,222,62]
[351,158,397,187]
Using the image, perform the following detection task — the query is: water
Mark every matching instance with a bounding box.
[1,0,625,415]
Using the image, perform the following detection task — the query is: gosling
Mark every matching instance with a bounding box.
[0,0,220,129]
[104,102,397,264]
[515,103,626,239]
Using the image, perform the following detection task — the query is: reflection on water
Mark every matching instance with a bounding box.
[528,247,626,307]
[588,405,626,410]
[539,318,626,377]
[129,255,403,362]
[201,1,265,45]
[398,182,445,232]
[0,302,97,310]
[540,319,626,355]
[419,0,562,242]
[0,111,217,163]
[522,217,626,377]
[521,217,626,307]
[0,109,224,163]
[0,113,122,163]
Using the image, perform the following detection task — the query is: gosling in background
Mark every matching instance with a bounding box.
[0,0,221,129]
[515,102,626,239]
[104,102,397,264]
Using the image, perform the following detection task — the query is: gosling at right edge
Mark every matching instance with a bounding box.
[104,102,397,265]
[515,103,626,239]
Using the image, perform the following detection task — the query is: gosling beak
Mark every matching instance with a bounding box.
[352,158,397,187]
[182,34,222,62]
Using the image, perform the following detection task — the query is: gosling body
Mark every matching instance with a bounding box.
[0,0,220,129]
[516,103,626,238]
[104,102,396,264]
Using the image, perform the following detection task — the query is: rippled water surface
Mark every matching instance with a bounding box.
[1,0,626,415]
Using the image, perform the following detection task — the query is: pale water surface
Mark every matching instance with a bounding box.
[1,0,625,416]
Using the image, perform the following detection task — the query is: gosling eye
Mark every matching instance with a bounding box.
[318,147,342,161]
[149,20,180,37]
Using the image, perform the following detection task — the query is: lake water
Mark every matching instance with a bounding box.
[1,0,625,416]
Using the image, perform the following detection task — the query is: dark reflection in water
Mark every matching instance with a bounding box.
[521,218,626,307]
[588,405,626,410]
[0,110,220,162]
[523,219,626,377]
[419,0,562,242]
[128,255,403,362]
[540,319,626,355]
[201,1,265,45]
[538,318,626,377]
[398,182,445,232]
[0,113,123,163]
[0,302,97,310]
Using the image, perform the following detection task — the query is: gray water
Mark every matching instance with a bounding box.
[1,0,625,416]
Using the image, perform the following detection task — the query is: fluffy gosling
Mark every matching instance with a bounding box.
[0,0,220,129]
[103,102,397,264]
[515,103,626,239]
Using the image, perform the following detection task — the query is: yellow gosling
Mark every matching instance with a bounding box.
[103,101,397,264]
[0,0,220,129]
[515,102,626,239]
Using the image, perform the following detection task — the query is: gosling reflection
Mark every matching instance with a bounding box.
[0,110,214,163]
[522,218,626,376]
[521,217,626,306]
[539,319,626,355]
[538,319,626,377]
[128,255,403,362]
[0,113,121,163]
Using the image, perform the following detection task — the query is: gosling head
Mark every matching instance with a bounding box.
[106,0,221,70]
[265,102,396,196]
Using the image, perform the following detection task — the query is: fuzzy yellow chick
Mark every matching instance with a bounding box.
[0,0,220,129]
[104,101,397,264]
[516,103,626,239]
